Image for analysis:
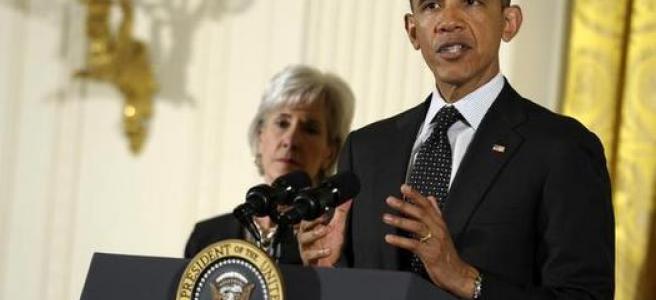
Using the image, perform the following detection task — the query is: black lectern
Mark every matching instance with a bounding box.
[80,252,457,300]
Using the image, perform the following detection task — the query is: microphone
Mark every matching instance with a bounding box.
[233,170,312,239]
[279,171,360,225]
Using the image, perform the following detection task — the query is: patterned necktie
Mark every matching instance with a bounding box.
[406,105,462,275]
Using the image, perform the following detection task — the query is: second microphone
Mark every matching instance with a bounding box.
[278,171,360,225]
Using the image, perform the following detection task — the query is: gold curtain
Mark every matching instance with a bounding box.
[561,1,656,299]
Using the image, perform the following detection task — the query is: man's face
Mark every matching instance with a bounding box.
[406,0,521,97]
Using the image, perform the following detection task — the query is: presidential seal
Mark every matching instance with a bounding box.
[176,239,284,300]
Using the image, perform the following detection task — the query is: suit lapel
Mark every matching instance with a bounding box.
[444,83,527,239]
[389,96,432,194]
[377,96,430,269]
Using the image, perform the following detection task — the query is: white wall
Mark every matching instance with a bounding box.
[0,1,567,299]
[502,0,570,111]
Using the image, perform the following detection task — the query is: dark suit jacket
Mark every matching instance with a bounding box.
[184,213,302,265]
[338,82,614,299]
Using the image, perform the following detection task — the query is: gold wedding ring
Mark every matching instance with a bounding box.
[419,231,432,243]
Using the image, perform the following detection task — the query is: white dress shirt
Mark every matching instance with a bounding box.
[406,73,505,189]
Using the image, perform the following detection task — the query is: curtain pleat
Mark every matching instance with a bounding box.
[561,1,656,299]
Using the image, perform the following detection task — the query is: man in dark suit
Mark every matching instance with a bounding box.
[297,0,614,299]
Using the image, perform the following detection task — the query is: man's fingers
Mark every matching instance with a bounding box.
[386,196,428,221]
[384,234,421,252]
[335,199,352,214]
[401,184,435,210]
[299,217,326,232]
[303,248,332,261]
[330,199,352,226]
[426,196,441,216]
[297,225,327,245]
[383,213,428,235]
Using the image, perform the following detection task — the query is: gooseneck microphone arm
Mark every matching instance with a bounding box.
[231,170,312,259]
[233,184,273,242]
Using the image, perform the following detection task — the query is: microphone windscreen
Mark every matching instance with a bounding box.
[272,170,312,190]
[325,171,360,201]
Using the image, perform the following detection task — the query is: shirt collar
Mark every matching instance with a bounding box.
[423,73,505,130]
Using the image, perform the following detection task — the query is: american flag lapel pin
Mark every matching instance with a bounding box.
[492,144,506,153]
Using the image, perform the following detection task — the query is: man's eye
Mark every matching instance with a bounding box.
[421,1,440,10]
[465,0,481,5]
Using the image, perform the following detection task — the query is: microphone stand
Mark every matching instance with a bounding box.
[243,211,286,263]
[234,209,262,243]
[269,212,289,263]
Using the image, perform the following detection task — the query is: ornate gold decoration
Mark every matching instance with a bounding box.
[562,1,656,299]
[177,239,285,300]
[76,0,157,154]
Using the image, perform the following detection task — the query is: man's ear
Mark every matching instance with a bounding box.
[405,13,420,50]
[501,5,523,42]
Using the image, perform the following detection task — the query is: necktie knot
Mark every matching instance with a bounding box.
[431,105,462,131]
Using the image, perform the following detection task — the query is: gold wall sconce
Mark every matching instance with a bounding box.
[76,0,158,154]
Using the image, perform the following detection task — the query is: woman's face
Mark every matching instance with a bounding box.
[258,99,336,184]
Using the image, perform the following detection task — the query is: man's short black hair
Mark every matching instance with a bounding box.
[409,0,511,11]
